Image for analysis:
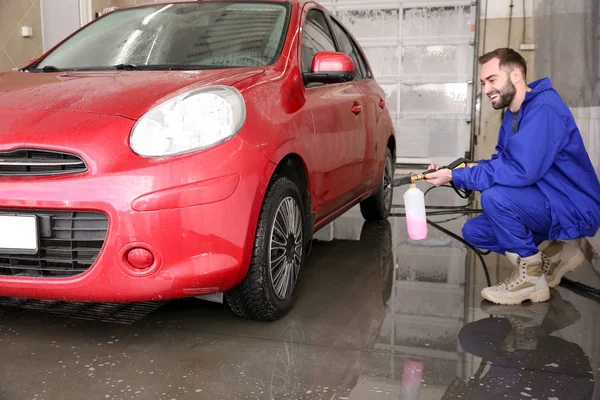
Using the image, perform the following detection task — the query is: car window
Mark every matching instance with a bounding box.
[330,18,370,80]
[352,41,372,79]
[33,2,290,70]
[301,9,337,74]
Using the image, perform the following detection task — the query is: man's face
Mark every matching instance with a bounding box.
[480,58,516,110]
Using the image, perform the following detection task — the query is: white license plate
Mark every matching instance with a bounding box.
[0,215,38,253]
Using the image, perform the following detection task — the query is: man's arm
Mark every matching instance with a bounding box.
[425,125,505,186]
[470,125,507,167]
[451,104,569,191]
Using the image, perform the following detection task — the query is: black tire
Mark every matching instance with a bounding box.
[360,148,394,221]
[225,176,306,321]
[359,220,394,305]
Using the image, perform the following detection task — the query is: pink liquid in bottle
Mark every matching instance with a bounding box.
[406,213,428,240]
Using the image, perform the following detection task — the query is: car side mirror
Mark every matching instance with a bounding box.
[303,52,356,85]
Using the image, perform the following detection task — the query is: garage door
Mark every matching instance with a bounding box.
[317,0,478,166]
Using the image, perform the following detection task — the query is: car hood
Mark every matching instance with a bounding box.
[0,68,264,120]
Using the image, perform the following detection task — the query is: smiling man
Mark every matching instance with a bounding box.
[425,48,600,305]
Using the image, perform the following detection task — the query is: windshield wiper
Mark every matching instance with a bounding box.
[113,64,142,70]
[39,65,64,72]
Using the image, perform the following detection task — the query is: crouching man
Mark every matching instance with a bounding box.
[425,48,600,305]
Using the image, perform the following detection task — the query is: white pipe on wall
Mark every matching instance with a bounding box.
[40,0,84,52]
[80,0,93,26]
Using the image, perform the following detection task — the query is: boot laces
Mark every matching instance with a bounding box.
[541,252,551,274]
[500,261,525,289]
[502,268,521,289]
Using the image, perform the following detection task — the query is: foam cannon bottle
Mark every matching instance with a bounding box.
[387,172,428,240]
[388,158,468,241]
[403,176,428,240]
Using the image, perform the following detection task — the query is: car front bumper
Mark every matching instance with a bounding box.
[0,112,275,302]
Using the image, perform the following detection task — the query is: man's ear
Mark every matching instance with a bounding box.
[510,68,522,84]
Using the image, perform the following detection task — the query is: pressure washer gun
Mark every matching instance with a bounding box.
[387,158,470,241]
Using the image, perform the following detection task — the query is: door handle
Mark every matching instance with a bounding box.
[378,98,385,109]
[351,103,362,115]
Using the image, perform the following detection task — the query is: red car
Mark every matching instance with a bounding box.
[0,0,395,320]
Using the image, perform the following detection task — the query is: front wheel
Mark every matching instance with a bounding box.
[360,148,394,221]
[225,176,306,321]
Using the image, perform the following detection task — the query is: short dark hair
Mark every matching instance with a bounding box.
[479,48,527,78]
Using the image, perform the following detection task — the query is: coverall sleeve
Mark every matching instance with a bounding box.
[452,104,569,191]
[475,153,498,165]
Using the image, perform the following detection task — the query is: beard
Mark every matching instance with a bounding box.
[488,79,516,110]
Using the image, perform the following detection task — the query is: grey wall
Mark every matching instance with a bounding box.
[532,0,599,176]
[533,0,599,107]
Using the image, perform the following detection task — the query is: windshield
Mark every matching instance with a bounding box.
[33,2,290,71]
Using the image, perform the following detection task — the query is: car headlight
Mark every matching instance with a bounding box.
[130,85,246,157]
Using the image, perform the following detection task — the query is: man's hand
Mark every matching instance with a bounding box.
[424,163,453,186]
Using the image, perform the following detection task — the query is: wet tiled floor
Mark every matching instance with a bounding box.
[0,178,598,399]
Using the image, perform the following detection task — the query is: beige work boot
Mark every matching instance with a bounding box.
[538,240,586,288]
[481,252,550,305]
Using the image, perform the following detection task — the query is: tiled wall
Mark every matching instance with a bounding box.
[0,0,42,71]
[0,0,166,71]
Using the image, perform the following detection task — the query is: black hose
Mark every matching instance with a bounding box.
[393,204,476,210]
[468,0,482,161]
[508,0,514,47]
[559,278,600,303]
[392,208,492,284]
[428,218,492,287]
[560,278,600,297]
[429,214,470,224]
[392,210,481,217]
[391,185,492,286]
[522,0,527,44]
[476,0,489,153]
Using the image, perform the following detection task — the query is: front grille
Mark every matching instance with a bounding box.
[0,149,87,176]
[0,210,108,278]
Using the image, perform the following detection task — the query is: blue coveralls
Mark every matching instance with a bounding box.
[452,78,600,257]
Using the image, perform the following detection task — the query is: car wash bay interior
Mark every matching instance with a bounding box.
[318,0,477,167]
[0,0,599,399]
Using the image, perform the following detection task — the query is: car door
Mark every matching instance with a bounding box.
[329,17,382,191]
[300,7,366,219]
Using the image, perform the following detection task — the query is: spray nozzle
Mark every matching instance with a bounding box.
[386,170,431,189]
[387,157,469,188]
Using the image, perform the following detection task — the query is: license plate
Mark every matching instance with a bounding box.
[0,215,38,253]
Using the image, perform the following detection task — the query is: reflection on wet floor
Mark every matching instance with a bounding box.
[0,297,165,324]
[0,180,598,399]
[454,293,595,399]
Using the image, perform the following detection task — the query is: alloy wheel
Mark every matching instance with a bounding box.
[383,156,394,211]
[268,197,303,300]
